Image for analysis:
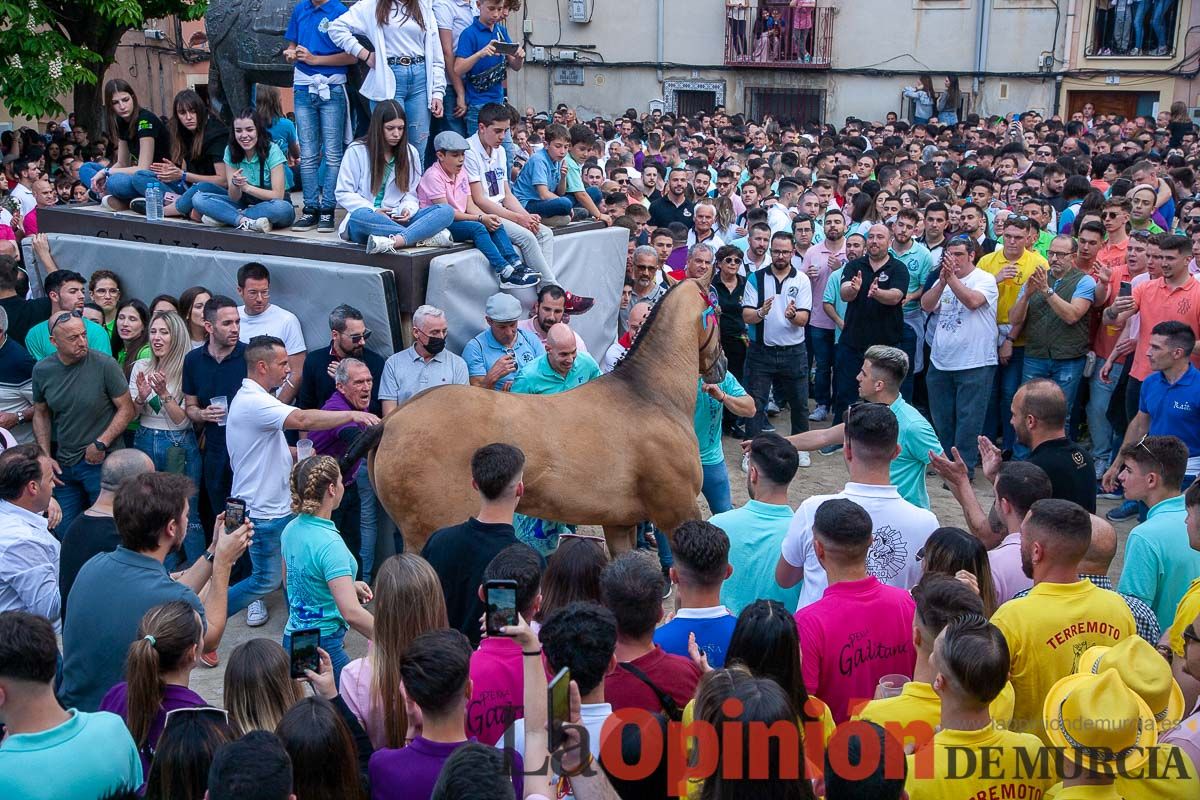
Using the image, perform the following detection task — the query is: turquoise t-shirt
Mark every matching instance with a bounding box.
[0,709,142,800]
[890,395,942,510]
[510,352,600,395]
[822,266,849,343]
[694,372,746,466]
[891,241,936,313]
[565,152,585,194]
[281,513,357,637]
[224,142,288,190]
[1117,495,1200,628]
[712,499,800,615]
[25,317,113,361]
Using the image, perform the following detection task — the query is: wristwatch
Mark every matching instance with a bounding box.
[15,409,25,424]
[92,439,108,452]
[203,550,216,564]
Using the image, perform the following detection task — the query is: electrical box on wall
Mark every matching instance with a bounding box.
[568,0,591,23]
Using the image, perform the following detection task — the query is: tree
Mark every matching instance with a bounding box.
[0,0,206,131]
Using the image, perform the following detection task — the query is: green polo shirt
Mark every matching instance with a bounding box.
[890,395,942,510]
[510,352,601,395]
[1117,494,1200,628]
[712,499,799,615]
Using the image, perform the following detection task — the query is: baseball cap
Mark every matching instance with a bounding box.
[434,131,470,153]
[484,292,523,322]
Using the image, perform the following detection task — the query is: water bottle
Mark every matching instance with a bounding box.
[145,181,164,221]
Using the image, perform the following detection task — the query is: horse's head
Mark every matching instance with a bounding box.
[692,281,727,384]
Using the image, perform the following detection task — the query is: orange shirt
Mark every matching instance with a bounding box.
[1130,277,1200,380]
[1096,238,1129,273]
[1091,261,1132,359]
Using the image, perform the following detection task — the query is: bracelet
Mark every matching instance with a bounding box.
[560,750,594,778]
[522,649,542,656]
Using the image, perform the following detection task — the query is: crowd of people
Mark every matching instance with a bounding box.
[4,1,1200,797]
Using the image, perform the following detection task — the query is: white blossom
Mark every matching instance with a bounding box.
[48,57,62,80]
[8,55,22,70]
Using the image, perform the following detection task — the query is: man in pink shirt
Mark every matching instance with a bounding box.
[516,285,587,355]
[20,178,56,237]
[800,208,847,422]
[795,497,917,723]
[467,543,543,746]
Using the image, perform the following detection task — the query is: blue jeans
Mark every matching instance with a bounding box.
[808,326,836,408]
[79,162,103,197]
[344,205,455,246]
[356,467,392,584]
[833,342,866,420]
[743,341,809,437]
[191,191,295,228]
[899,323,918,401]
[294,84,347,211]
[53,459,103,540]
[1087,361,1125,473]
[524,196,574,218]
[1022,356,1087,435]
[388,62,429,168]
[227,514,292,615]
[173,181,226,217]
[1150,0,1172,49]
[447,219,520,271]
[444,84,469,136]
[636,521,673,569]
[701,461,733,514]
[283,628,349,688]
[985,347,1025,454]
[134,427,204,563]
[927,364,996,475]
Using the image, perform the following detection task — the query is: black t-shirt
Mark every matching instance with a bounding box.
[1029,437,1096,514]
[182,118,230,177]
[118,109,172,164]
[0,295,51,347]
[649,196,695,229]
[421,517,520,647]
[58,513,121,621]
[839,255,909,351]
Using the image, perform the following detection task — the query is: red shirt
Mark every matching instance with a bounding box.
[1130,277,1200,380]
[604,645,702,715]
[1091,261,1131,359]
[467,636,525,745]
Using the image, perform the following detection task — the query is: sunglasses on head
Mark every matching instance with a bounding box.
[50,309,83,333]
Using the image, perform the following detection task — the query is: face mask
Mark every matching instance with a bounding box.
[424,336,447,355]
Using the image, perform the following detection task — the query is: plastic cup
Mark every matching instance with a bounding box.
[209,396,228,426]
[296,439,315,461]
[878,674,910,699]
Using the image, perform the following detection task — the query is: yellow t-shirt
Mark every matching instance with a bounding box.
[1048,785,1122,800]
[852,679,1016,751]
[1169,578,1200,657]
[991,580,1136,744]
[1044,744,1199,800]
[904,725,1053,800]
[976,247,1047,343]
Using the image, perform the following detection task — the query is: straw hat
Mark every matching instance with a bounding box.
[1043,669,1157,772]
[1079,637,1185,731]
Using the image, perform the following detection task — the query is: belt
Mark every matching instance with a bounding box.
[387,55,425,65]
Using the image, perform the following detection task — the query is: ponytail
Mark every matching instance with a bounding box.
[125,601,203,750]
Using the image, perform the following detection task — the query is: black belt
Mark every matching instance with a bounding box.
[386,55,425,65]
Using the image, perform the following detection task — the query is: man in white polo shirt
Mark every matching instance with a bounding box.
[235,263,307,404]
[777,402,939,609]
[225,335,379,627]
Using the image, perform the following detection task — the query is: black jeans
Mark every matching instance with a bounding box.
[834,342,867,419]
[721,333,748,433]
[331,480,363,580]
[743,341,810,437]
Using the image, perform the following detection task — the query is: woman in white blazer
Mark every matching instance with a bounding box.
[335,100,455,254]
[328,0,446,167]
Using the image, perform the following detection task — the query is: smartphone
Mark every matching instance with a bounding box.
[1119,281,1133,297]
[492,40,520,56]
[485,579,518,636]
[289,628,321,679]
[224,497,246,534]
[547,666,571,750]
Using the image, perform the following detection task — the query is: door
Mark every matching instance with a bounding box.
[1068,90,1142,121]
[746,87,824,126]
[675,90,718,118]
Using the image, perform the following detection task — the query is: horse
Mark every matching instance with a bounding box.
[345,278,727,555]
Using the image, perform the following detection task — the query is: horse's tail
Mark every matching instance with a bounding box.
[340,422,386,476]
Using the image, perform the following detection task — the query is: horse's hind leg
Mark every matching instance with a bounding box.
[603,525,637,558]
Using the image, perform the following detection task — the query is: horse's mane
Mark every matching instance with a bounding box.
[611,279,693,381]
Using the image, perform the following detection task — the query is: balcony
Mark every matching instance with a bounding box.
[724,3,833,69]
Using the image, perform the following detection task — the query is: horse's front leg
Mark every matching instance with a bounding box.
[603,525,637,558]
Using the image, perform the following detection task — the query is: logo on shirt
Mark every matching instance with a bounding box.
[877,271,890,284]
[318,17,330,32]
[1175,400,1194,412]
[866,525,907,581]
[1072,451,1085,468]
[787,285,800,300]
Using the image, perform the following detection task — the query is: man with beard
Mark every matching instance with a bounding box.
[648,168,694,229]
[297,304,386,414]
[517,285,589,355]
[621,246,667,333]
[59,472,252,710]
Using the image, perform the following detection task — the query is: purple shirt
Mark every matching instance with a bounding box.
[989,531,1032,605]
[99,681,208,782]
[309,390,366,482]
[369,736,524,800]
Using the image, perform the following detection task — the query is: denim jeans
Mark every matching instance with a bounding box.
[1150,0,1172,49]
[79,162,104,198]
[524,196,574,218]
[1133,0,1150,49]
[927,364,996,475]
[388,62,429,168]
[833,342,866,419]
[701,461,733,514]
[743,341,810,437]
[356,467,392,583]
[294,84,347,211]
[447,219,520,271]
[331,480,362,581]
[53,459,103,540]
[191,191,295,228]
[227,514,293,615]
[985,347,1025,454]
[344,205,454,246]
[1022,356,1087,434]
[134,427,205,563]
[898,323,918,401]
[807,326,836,408]
[128,170,187,198]
[1087,361,1125,473]
[499,218,557,285]
[636,521,673,569]
[173,181,226,218]
[283,627,349,687]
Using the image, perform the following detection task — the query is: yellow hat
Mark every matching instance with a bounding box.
[1079,637,1185,731]
[1044,669,1157,772]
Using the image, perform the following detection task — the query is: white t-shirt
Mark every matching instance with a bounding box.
[782,482,940,611]
[687,230,725,251]
[767,203,792,235]
[600,340,626,373]
[226,378,295,518]
[381,6,426,56]
[928,268,999,372]
[11,184,35,218]
[237,304,307,355]
[128,360,191,432]
[466,133,508,205]
[742,267,812,347]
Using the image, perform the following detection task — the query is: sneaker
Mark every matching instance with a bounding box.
[200,214,223,227]
[246,600,269,627]
[499,264,540,289]
[414,230,453,248]
[570,207,591,222]
[542,215,571,228]
[100,194,122,212]
[818,443,843,456]
[366,234,400,255]
[761,422,775,433]
[797,450,811,468]
[317,209,336,233]
[766,400,781,417]
[661,578,673,601]
[1105,500,1140,522]
[292,210,319,231]
[808,404,829,422]
[563,291,595,315]
[740,452,750,474]
[200,650,220,668]
[128,197,147,215]
[236,217,272,233]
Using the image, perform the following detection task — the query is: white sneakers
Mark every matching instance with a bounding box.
[366,234,400,255]
[797,450,811,468]
[236,217,272,233]
[246,600,269,627]
[740,452,750,474]
[414,231,453,248]
[809,405,829,422]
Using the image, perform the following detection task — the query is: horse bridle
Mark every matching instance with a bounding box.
[697,290,722,375]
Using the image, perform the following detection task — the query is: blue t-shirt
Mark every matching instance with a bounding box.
[285,0,350,78]
[462,327,545,390]
[512,148,561,205]
[455,19,511,106]
[1015,271,1097,302]
[0,709,143,800]
[281,514,357,637]
[267,117,298,189]
[694,372,747,466]
[653,611,739,668]
[1139,365,1200,461]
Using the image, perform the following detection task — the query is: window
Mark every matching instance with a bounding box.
[1088,0,1179,57]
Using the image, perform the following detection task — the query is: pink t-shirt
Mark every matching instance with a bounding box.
[795,576,917,723]
[468,636,525,746]
[22,208,37,236]
[0,224,15,242]
[989,531,1032,605]
[417,162,470,212]
[339,656,391,750]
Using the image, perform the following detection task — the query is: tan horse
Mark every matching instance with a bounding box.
[347,278,727,554]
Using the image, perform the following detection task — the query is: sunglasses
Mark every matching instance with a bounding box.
[1130,229,1153,240]
[721,256,741,263]
[347,330,373,344]
[163,706,230,731]
[50,309,83,333]
[1100,211,1125,220]
[559,532,607,544]
[843,400,887,426]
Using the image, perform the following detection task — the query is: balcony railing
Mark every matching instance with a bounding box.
[724,3,833,69]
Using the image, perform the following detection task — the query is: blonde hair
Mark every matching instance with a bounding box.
[289,455,341,516]
[224,639,304,737]
[370,554,448,748]
[147,311,190,399]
